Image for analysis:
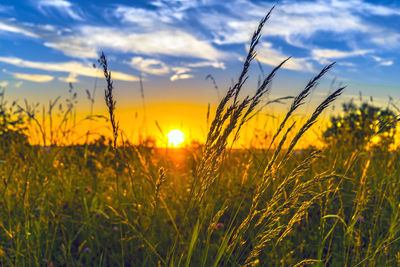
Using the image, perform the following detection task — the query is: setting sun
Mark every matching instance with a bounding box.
[167,129,185,147]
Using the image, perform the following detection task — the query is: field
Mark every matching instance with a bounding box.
[1,9,400,267]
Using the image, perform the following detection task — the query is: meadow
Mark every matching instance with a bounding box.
[1,8,400,267]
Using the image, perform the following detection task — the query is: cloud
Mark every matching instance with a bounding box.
[0,21,39,38]
[129,57,170,75]
[113,6,174,26]
[2,0,399,79]
[257,43,315,72]
[186,61,226,69]
[380,60,393,66]
[0,57,139,82]
[372,56,394,66]
[201,1,367,45]
[8,71,54,82]
[311,48,372,64]
[312,49,372,59]
[44,41,98,59]
[58,73,78,83]
[337,62,355,67]
[0,81,9,87]
[14,81,23,88]
[170,67,193,81]
[199,0,400,51]
[370,33,400,47]
[44,26,226,60]
[36,0,84,21]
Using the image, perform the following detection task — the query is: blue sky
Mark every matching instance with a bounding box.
[1,0,400,108]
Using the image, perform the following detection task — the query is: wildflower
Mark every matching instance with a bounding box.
[215,222,224,230]
[357,215,364,223]
[84,186,92,194]
[83,247,91,254]
[113,226,119,231]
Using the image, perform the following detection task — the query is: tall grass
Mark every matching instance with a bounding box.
[0,7,399,267]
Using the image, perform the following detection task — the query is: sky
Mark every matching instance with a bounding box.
[1,0,400,146]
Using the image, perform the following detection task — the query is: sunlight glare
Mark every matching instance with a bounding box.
[167,129,185,147]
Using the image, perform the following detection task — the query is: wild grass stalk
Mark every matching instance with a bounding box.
[99,52,119,150]
[98,52,122,210]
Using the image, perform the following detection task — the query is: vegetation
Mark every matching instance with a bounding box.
[324,101,398,150]
[1,8,400,267]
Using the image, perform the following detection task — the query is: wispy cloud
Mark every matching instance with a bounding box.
[0,57,139,82]
[58,73,78,83]
[311,48,372,64]
[380,61,394,66]
[113,6,174,26]
[0,21,39,38]
[44,26,226,60]
[370,33,400,48]
[170,67,193,81]
[14,81,23,88]
[372,56,394,66]
[129,57,170,75]
[204,0,400,47]
[186,61,226,69]
[1,0,399,81]
[36,0,84,21]
[7,71,54,82]
[0,81,8,87]
[257,43,315,72]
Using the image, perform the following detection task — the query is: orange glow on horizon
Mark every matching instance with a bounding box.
[23,101,332,149]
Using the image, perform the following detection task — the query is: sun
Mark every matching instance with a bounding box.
[167,129,185,147]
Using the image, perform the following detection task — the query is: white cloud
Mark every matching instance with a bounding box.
[9,72,54,83]
[372,56,383,62]
[351,1,400,16]
[37,0,84,21]
[257,43,315,72]
[186,61,226,69]
[58,73,78,83]
[199,0,400,51]
[338,62,355,67]
[0,21,39,38]
[113,6,174,26]
[0,81,9,87]
[372,56,394,66]
[202,1,369,45]
[44,26,225,60]
[312,49,372,59]
[380,60,393,66]
[0,57,139,82]
[14,81,23,88]
[311,48,372,64]
[170,73,193,81]
[149,0,199,20]
[370,33,400,47]
[170,67,193,81]
[44,41,98,59]
[129,57,170,75]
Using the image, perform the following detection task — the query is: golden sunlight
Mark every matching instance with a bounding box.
[167,129,185,147]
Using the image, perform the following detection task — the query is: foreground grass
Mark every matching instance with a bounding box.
[1,8,400,266]
[0,143,399,266]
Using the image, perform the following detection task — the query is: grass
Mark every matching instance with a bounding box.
[1,7,400,267]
